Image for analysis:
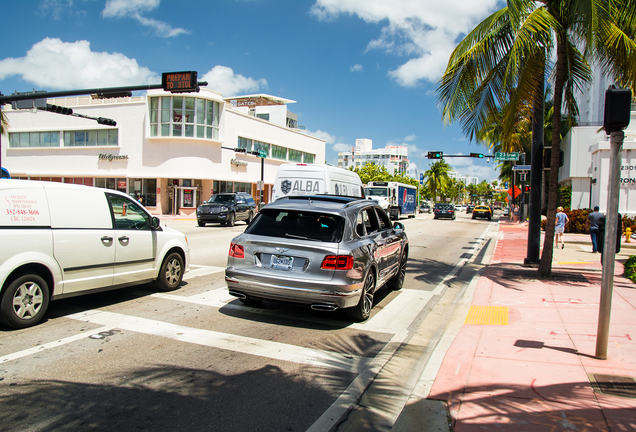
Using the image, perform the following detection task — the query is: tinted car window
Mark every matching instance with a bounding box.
[435,204,454,210]
[208,194,234,203]
[246,209,344,242]
[375,207,391,230]
[107,194,150,230]
[362,208,379,234]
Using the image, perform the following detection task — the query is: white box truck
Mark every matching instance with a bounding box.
[364,181,417,220]
[272,164,365,201]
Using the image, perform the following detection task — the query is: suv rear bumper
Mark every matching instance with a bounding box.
[225,269,363,309]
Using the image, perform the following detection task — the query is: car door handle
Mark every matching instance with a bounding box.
[118,236,129,243]
[101,236,113,243]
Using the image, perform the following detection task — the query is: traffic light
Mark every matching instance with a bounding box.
[470,153,484,158]
[427,151,443,159]
[97,117,117,126]
[44,104,73,115]
[524,186,530,192]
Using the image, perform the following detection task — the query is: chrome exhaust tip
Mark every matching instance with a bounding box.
[311,304,338,312]
[229,290,247,299]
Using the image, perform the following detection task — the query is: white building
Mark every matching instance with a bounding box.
[1,89,325,215]
[449,171,479,186]
[559,66,636,216]
[338,139,410,175]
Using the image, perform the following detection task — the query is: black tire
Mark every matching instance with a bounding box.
[155,252,184,292]
[346,271,375,322]
[472,215,476,219]
[197,220,206,227]
[226,212,235,227]
[388,250,407,291]
[0,274,50,329]
[246,211,253,225]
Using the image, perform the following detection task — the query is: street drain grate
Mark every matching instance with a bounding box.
[502,269,589,284]
[589,373,636,398]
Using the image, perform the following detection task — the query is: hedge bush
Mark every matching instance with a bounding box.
[540,208,636,235]
[623,256,636,283]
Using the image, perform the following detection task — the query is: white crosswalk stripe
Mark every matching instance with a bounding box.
[65,310,371,373]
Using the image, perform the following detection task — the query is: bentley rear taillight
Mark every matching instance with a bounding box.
[229,242,244,259]
[321,255,354,270]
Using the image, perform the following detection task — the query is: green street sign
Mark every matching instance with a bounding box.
[495,152,519,161]
[258,150,267,158]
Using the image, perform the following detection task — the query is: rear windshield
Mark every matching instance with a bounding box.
[246,209,344,242]
[435,204,454,210]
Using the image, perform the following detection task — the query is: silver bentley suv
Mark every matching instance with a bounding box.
[225,195,408,321]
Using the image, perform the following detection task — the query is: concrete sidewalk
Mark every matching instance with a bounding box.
[426,220,636,431]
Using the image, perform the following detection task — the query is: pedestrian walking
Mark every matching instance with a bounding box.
[586,206,604,253]
[555,206,568,249]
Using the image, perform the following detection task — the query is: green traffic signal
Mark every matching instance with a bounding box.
[470,152,484,158]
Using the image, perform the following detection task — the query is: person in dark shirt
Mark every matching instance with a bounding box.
[587,206,604,253]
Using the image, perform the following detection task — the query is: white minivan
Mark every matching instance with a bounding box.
[0,180,190,329]
[271,163,364,202]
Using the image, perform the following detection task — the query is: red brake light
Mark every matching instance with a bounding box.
[321,255,354,270]
[229,242,244,259]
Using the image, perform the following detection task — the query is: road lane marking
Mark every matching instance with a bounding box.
[183,265,225,280]
[65,310,371,373]
[350,290,434,333]
[0,325,118,364]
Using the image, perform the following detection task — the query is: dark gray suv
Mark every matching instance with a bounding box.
[225,195,409,321]
[197,192,256,227]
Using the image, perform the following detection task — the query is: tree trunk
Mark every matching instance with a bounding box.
[538,33,567,277]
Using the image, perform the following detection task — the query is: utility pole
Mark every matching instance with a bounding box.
[595,85,631,359]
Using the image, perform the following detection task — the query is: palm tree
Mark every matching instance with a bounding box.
[437,0,636,277]
[423,160,452,203]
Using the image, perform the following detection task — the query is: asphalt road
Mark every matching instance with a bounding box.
[0,210,500,432]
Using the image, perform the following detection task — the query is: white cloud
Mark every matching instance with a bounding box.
[332,142,353,152]
[310,0,500,86]
[0,38,159,88]
[201,66,267,96]
[306,129,336,144]
[102,0,190,38]
[350,64,363,72]
[404,134,416,141]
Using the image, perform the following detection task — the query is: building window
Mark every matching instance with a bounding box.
[289,149,302,163]
[9,131,61,148]
[303,152,315,164]
[234,182,251,193]
[256,113,270,121]
[238,137,253,152]
[213,180,233,194]
[128,178,157,207]
[254,141,270,157]
[95,177,127,192]
[150,96,219,140]
[63,130,117,147]
[272,145,287,160]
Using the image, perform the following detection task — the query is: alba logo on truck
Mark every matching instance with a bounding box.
[280,179,321,195]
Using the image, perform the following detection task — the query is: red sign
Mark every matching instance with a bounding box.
[118,181,126,189]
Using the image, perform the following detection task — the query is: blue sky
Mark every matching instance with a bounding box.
[0,0,505,182]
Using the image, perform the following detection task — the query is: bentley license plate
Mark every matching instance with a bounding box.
[271,255,293,270]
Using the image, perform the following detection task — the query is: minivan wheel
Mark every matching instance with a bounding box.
[346,271,375,322]
[388,251,407,291]
[0,274,50,329]
[197,220,206,227]
[246,211,253,225]
[155,252,184,292]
